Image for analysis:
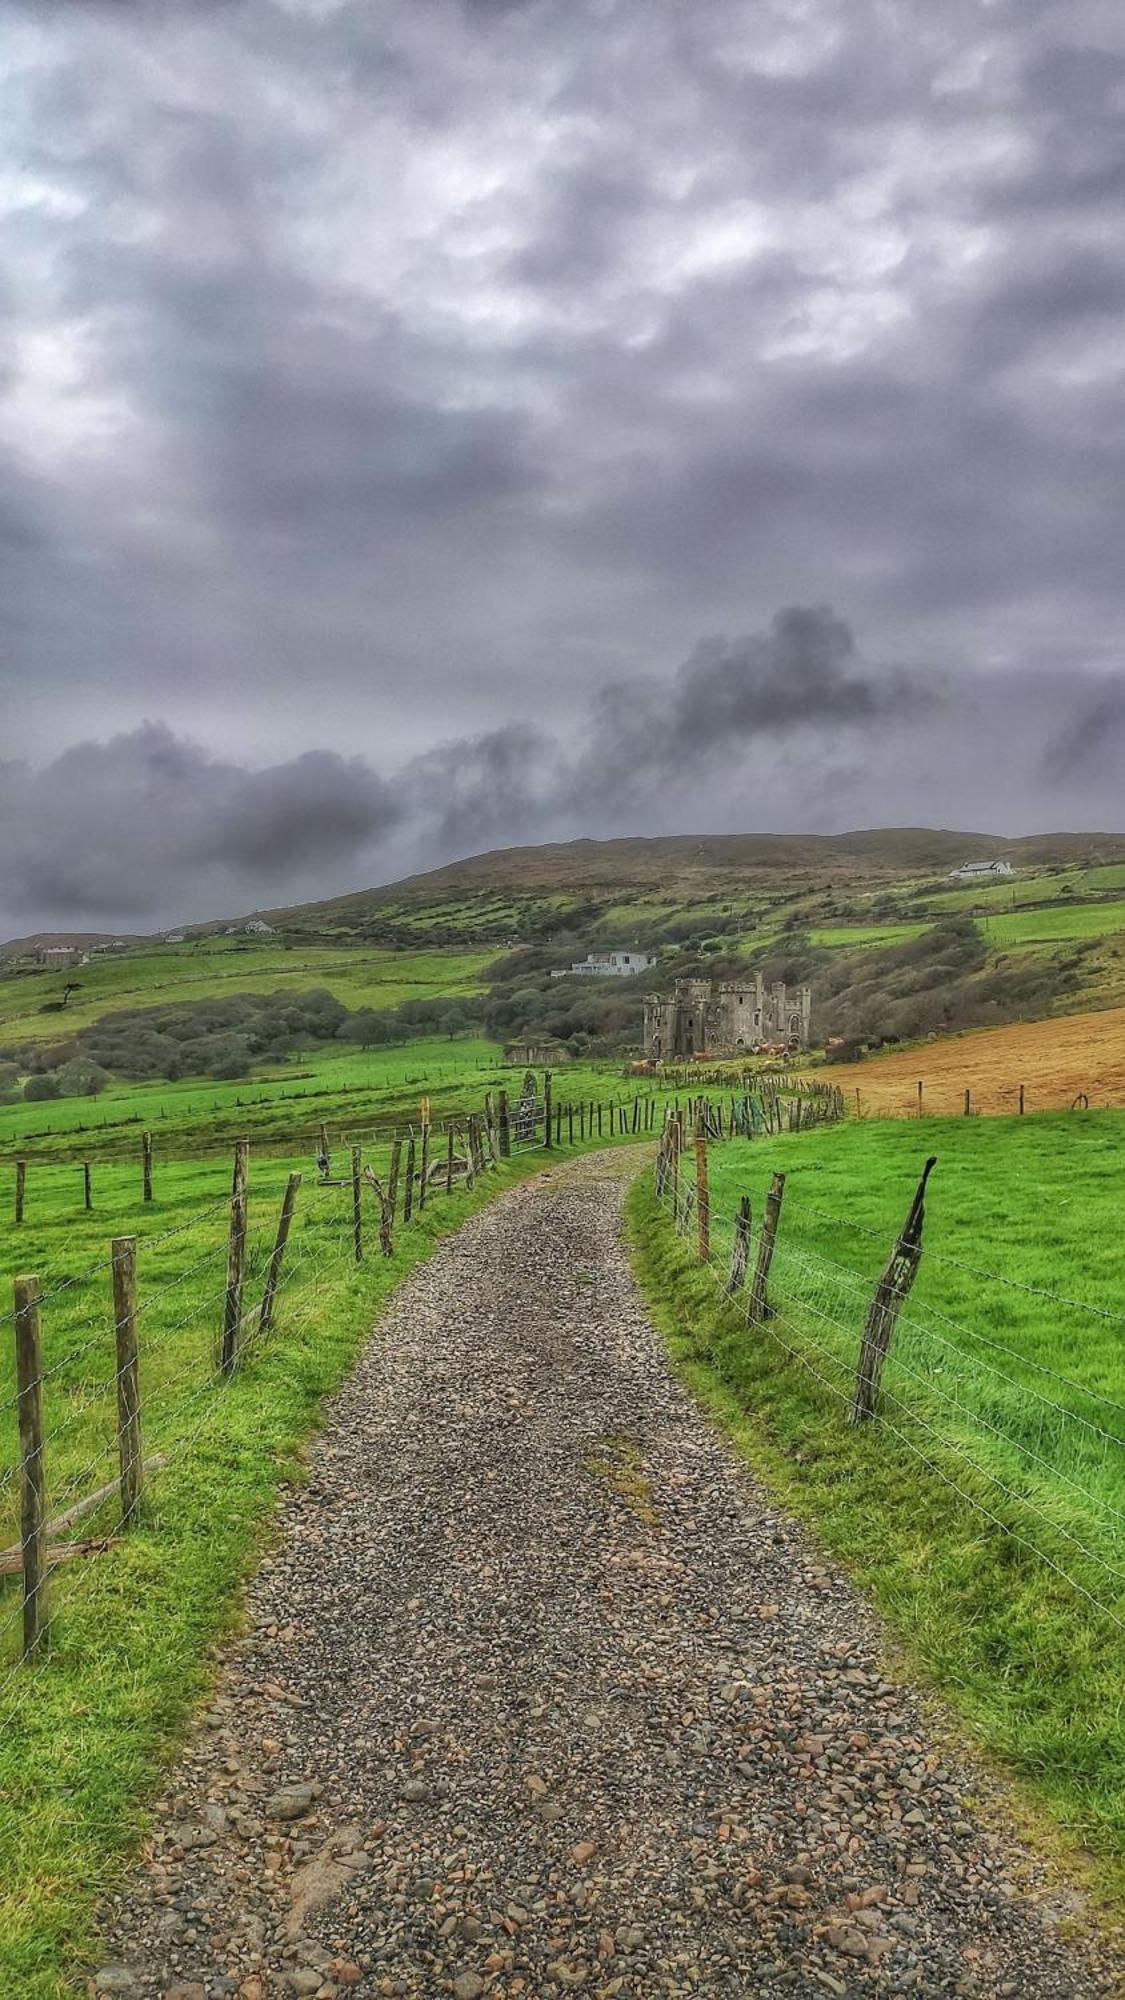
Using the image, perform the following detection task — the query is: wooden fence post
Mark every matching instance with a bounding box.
[850,1156,937,1425]
[418,1124,430,1211]
[15,1159,25,1226]
[142,1131,154,1203]
[404,1135,416,1222]
[917,1080,923,1118]
[1019,1082,1025,1116]
[111,1236,143,1523]
[543,1072,553,1149]
[964,1087,971,1117]
[83,1161,92,1211]
[497,1091,511,1158]
[14,1275,48,1659]
[694,1128,710,1264]
[259,1173,301,1335]
[388,1137,403,1223]
[749,1172,786,1324]
[446,1125,455,1194]
[351,1146,363,1262]
[221,1139,249,1376]
[728,1195,751,1294]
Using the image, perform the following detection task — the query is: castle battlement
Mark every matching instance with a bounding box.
[643,974,811,1059]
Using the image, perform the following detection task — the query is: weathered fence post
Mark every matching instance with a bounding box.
[694,1127,710,1264]
[850,1157,937,1425]
[749,1171,786,1324]
[221,1138,249,1376]
[351,1146,363,1262]
[15,1159,26,1226]
[418,1122,430,1211]
[1019,1082,1025,1116]
[917,1080,923,1118]
[446,1124,455,1194]
[111,1236,143,1523]
[728,1194,751,1294]
[543,1071,553,1150]
[14,1274,48,1659]
[142,1130,154,1203]
[83,1161,93,1211]
[964,1087,971,1117]
[497,1090,511,1158]
[259,1172,301,1335]
[388,1137,403,1223]
[404,1134,416,1222]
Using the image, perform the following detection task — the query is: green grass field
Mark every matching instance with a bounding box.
[0,1036,670,1169]
[0,937,496,1046]
[631,1110,1125,1905]
[979,899,1125,948]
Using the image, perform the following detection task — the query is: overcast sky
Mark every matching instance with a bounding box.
[3,0,1125,935]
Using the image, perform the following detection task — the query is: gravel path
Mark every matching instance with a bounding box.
[93,1151,1120,2000]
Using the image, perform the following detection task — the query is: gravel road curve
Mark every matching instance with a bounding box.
[92,1150,1121,2000]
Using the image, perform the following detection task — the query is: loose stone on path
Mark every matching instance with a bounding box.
[93,1151,1120,1998]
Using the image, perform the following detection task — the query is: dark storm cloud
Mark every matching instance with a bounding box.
[0,728,402,928]
[2,605,1124,938]
[2,0,1125,929]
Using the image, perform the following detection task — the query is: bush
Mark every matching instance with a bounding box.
[24,1074,61,1101]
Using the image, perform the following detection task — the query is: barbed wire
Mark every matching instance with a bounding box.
[652,1161,1125,1628]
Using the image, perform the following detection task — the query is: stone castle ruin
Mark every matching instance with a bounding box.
[644,975,812,1059]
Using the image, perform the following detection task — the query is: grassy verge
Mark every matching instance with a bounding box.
[625,1156,1125,1919]
[0,1135,623,1999]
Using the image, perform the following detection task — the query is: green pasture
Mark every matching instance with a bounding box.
[923,862,1125,915]
[806,919,927,948]
[977,898,1125,949]
[0,937,496,1046]
[631,1109,1125,1903]
[0,1037,669,1167]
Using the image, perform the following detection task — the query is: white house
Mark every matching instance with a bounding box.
[243,918,276,936]
[551,949,654,979]
[949,860,1014,880]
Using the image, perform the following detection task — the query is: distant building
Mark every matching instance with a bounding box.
[243,918,276,935]
[645,975,812,1058]
[92,938,129,953]
[949,860,1014,880]
[504,1037,571,1066]
[551,949,653,979]
[164,931,186,945]
[38,944,84,967]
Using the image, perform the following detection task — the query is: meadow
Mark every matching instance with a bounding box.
[631,1109,1125,1902]
[0,936,495,1045]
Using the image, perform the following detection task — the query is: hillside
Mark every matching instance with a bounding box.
[261,828,1125,936]
[5,828,1125,1083]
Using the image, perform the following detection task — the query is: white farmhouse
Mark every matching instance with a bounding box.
[948,860,1014,880]
[551,948,654,979]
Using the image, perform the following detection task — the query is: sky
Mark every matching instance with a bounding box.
[2,0,1124,935]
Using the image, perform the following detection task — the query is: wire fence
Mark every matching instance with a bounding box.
[655,1107,1125,1634]
[0,1074,684,1698]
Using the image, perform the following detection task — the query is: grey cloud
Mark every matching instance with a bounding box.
[0,727,402,929]
[1042,679,1125,780]
[2,0,1125,844]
